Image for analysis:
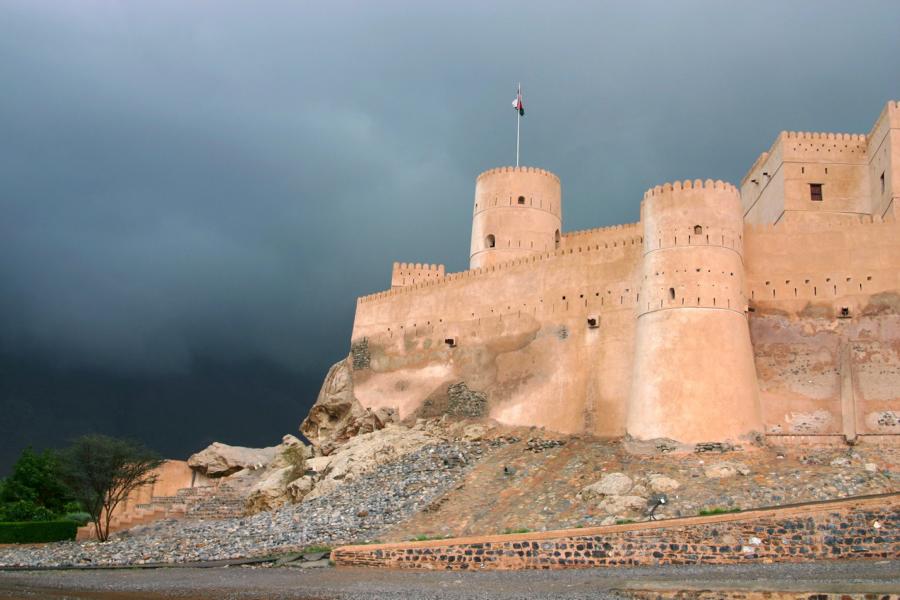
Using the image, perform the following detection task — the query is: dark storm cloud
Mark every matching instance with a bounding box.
[1,1,898,468]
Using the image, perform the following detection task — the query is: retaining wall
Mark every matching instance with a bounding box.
[333,494,898,570]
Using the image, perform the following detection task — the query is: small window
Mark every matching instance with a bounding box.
[810,183,823,201]
[668,287,675,301]
[485,234,495,248]
[444,338,457,348]
[839,307,850,319]
[693,225,702,235]
[554,229,561,249]
[517,195,525,205]
[587,316,599,329]
[881,172,886,194]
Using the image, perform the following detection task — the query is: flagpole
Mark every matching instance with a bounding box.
[516,109,520,167]
[515,82,521,167]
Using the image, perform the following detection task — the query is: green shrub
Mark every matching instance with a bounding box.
[502,527,531,535]
[0,520,77,544]
[281,445,307,484]
[0,500,56,522]
[1,448,71,514]
[698,506,741,516]
[301,544,332,554]
[63,512,92,526]
[615,519,636,525]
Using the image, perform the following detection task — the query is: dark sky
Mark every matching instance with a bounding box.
[1,1,898,474]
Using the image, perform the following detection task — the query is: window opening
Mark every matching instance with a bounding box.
[810,183,823,201]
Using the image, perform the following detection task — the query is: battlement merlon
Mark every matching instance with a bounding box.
[390,261,446,289]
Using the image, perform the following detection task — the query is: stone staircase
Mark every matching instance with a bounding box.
[76,496,190,540]
[75,461,251,540]
[181,482,247,519]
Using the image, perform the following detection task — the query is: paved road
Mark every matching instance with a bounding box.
[0,560,897,599]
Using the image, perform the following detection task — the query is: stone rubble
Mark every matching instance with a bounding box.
[0,441,482,568]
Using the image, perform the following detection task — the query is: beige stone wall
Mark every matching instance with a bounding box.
[390,262,445,289]
[744,216,900,440]
[628,180,762,443]
[347,101,900,445]
[353,235,642,437]
[469,167,562,269]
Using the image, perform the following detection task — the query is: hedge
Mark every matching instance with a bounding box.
[0,520,78,544]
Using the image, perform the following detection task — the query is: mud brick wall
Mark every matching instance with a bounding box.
[333,494,898,570]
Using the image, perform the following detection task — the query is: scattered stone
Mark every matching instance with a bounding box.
[864,463,878,473]
[598,495,646,515]
[446,382,488,417]
[695,442,739,454]
[830,456,851,467]
[525,438,565,453]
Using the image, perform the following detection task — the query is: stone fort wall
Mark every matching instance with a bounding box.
[347,101,900,445]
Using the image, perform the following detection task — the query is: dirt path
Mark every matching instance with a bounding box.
[0,559,896,600]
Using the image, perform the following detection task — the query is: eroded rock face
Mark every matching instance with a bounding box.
[244,435,314,514]
[300,359,397,455]
[302,424,439,501]
[187,442,278,478]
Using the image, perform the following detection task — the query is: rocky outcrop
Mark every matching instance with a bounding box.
[187,442,278,477]
[300,359,397,455]
[245,435,314,514]
[302,424,439,501]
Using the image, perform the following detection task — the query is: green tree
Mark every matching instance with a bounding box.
[58,435,163,541]
[0,447,72,515]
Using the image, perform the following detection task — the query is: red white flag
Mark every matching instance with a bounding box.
[512,84,524,116]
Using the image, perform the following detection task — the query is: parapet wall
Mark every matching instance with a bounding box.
[333,493,899,570]
[391,262,445,289]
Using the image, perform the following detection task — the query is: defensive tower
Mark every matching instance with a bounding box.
[628,179,763,443]
[469,166,562,269]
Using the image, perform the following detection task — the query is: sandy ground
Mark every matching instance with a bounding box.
[0,559,897,600]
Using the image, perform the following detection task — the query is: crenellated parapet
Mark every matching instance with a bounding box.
[778,131,868,163]
[391,262,445,289]
[470,165,563,269]
[642,178,738,199]
[476,165,561,184]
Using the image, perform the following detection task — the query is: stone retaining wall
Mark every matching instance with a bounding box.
[333,494,898,570]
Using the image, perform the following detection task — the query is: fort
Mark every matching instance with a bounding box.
[349,101,900,445]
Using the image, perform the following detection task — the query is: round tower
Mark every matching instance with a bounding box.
[627,179,762,443]
[469,166,562,270]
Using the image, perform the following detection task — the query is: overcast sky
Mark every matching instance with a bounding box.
[1,1,898,473]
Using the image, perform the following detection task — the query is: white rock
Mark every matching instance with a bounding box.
[581,473,633,499]
[864,463,878,473]
[648,474,681,493]
[703,461,750,479]
[187,442,278,477]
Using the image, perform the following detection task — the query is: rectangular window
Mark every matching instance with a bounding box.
[810,183,823,201]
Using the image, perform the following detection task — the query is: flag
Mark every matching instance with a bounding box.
[512,85,524,116]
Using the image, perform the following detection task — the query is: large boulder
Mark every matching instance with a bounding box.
[244,435,314,513]
[580,473,633,499]
[300,359,397,455]
[188,442,278,478]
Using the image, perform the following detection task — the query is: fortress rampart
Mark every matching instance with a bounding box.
[346,101,900,445]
